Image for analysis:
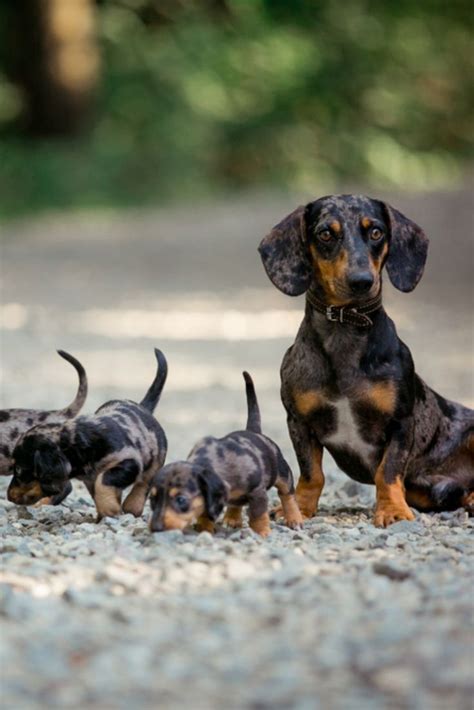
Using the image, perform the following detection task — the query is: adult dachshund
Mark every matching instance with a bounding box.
[259,195,473,526]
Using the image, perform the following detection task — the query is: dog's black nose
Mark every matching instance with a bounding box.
[348,272,374,295]
[149,518,164,533]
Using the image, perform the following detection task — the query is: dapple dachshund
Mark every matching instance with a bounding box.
[259,194,474,526]
[8,349,168,519]
[148,372,302,536]
[0,350,88,494]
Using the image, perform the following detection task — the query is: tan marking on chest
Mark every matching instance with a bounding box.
[294,390,326,416]
[362,381,397,414]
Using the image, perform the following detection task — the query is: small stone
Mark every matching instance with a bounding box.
[373,560,411,581]
[196,531,214,546]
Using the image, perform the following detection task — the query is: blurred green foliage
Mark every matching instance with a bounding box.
[0,0,472,218]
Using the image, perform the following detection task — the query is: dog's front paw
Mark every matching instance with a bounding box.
[195,515,215,534]
[462,492,474,515]
[223,506,243,529]
[373,503,415,528]
[249,512,271,537]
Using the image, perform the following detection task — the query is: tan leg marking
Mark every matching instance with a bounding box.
[462,491,474,514]
[295,446,325,519]
[195,514,215,534]
[373,461,415,527]
[278,493,303,529]
[122,481,148,517]
[223,505,243,529]
[94,473,122,518]
[249,511,271,537]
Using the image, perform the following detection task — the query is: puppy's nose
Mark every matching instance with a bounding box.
[149,517,164,533]
[348,272,374,295]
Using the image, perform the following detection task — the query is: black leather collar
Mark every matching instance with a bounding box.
[306,289,382,328]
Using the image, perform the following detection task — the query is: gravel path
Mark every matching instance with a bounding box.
[1,191,473,709]
[1,477,472,710]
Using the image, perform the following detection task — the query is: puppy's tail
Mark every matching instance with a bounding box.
[140,349,168,413]
[57,350,88,417]
[243,371,262,434]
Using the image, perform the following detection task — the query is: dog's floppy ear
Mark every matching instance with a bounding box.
[197,468,228,521]
[34,445,70,482]
[382,202,429,292]
[258,205,313,296]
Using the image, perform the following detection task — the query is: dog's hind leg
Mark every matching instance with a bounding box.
[274,459,303,529]
[223,505,243,529]
[94,471,123,520]
[248,489,271,537]
[122,480,149,517]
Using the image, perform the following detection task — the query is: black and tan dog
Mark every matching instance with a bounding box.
[148,372,302,536]
[8,349,168,519]
[259,194,474,526]
[0,351,88,486]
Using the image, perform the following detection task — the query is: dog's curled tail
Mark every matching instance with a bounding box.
[141,349,168,413]
[243,371,262,434]
[57,350,88,417]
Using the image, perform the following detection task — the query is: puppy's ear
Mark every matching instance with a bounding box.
[34,445,70,482]
[197,468,228,522]
[258,205,312,296]
[382,202,429,292]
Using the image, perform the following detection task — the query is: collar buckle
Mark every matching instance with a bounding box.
[326,305,340,322]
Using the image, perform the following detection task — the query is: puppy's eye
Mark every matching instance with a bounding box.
[318,229,333,242]
[174,495,189,512]
[370,227,384,241]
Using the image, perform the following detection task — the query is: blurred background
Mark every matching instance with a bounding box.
[0,0,473,446]
[0,4,473,709]
[0,0,472,217]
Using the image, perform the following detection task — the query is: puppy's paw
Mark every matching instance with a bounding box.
[462,492,474,515]
[249,512,271,537]
[223,506,243,529]
[373,504,415,528]
[285,517,303,530]
[195,515,215,534]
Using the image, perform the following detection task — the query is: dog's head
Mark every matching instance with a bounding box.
[148,461,228,532]
[8,426,71,506]
[259,194,429,304]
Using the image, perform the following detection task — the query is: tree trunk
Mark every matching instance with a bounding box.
[12,0,100,136]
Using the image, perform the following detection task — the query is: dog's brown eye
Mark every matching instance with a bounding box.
[318,229,333,242]
[370,227,383,241]
[174,494,189,512]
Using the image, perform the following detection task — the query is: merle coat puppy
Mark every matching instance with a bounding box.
[8,349,168,519]
[259,194,473,526]
[148,372,302,537]
[0,351,88,484]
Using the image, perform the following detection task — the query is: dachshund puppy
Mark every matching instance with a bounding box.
[0,350,88,489]
[259,194,473,526]
[148,372,302,537]
[8,349,168,519]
